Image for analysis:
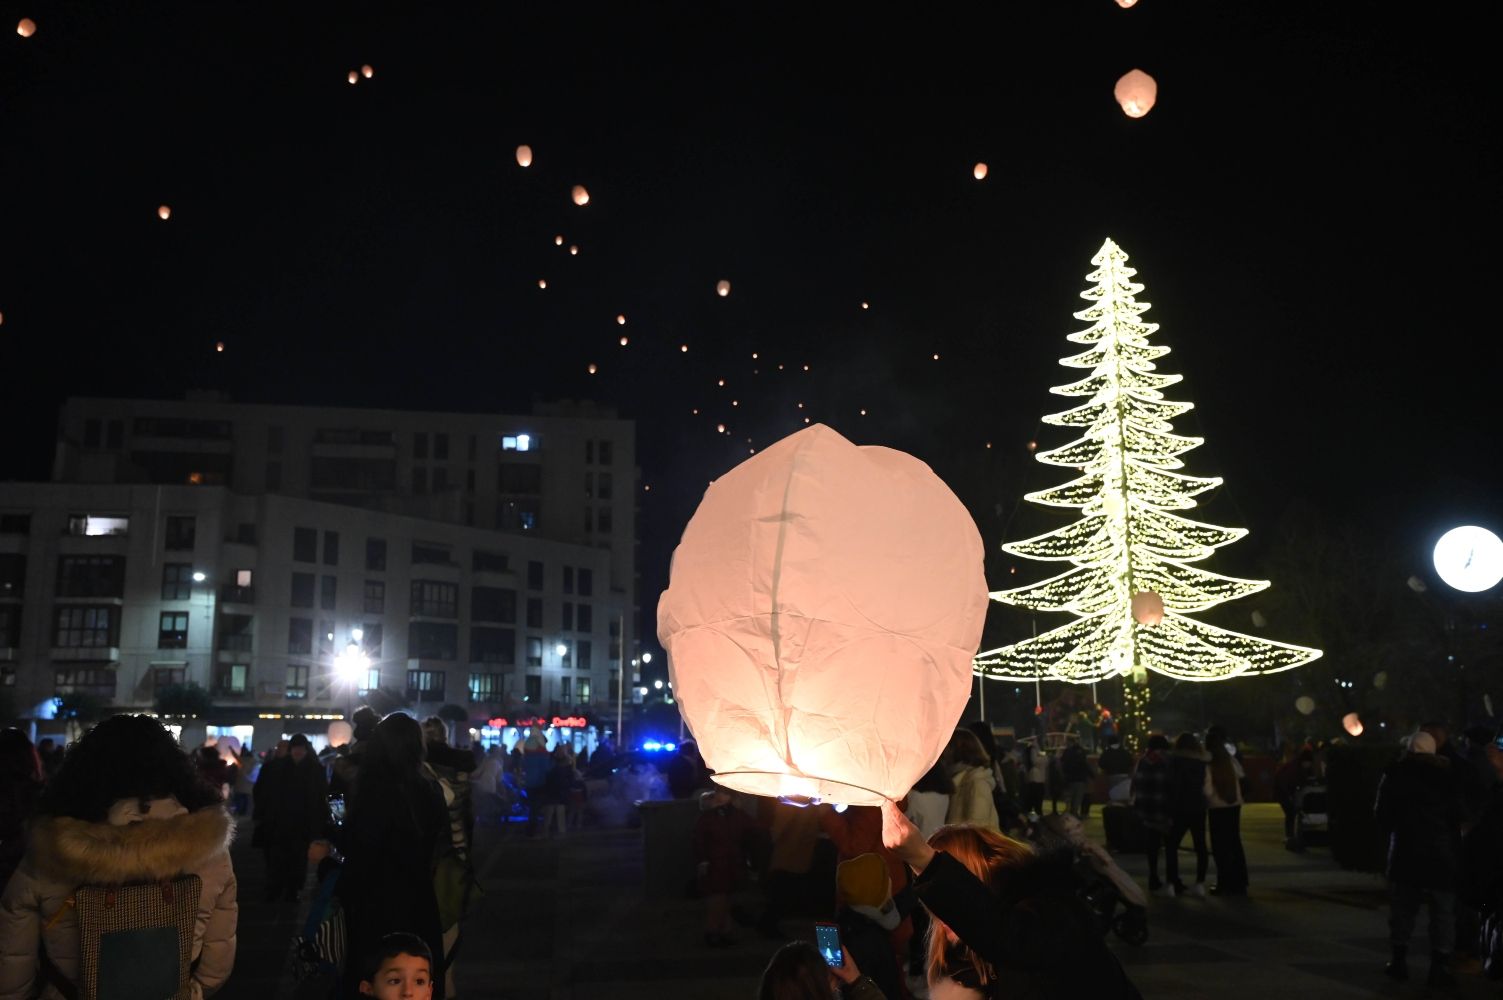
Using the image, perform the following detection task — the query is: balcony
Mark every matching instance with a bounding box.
[219,585,256,606]
[51,646,120,662]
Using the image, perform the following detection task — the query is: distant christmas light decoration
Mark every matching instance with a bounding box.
[1343,713,1364,737]
[1026,440,1038,452]
[716,280,731,297]
[347,70,359,85]
[587,363,598,375]
[157,205,172,221]
[658,423,988,805]
[973,163,989,180]
[571,185,590,206]
[1114,69,1158,118]
[973,238,1320,747]
[1295,696,1315,716]
[517,145,533,168]
[361,64,374,79]
[16,18,36,37]
[616,314,626,326]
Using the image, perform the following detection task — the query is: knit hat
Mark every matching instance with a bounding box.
[836,853,891,908]
[1409,731,1437,755]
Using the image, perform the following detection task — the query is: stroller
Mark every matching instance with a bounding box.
[1290,782,1329,850]
[1030,814,1149,947]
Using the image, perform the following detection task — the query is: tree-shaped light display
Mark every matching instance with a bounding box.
[975,238,1320,739]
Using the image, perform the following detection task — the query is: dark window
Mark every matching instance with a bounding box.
[293,527,317,563]
[525,674,542,702]
[106,420,123,449]
[468,435,477,462]
[470,627,515,665]
[472,550,509,573]
[585,472,594,500]
[466,469,476,493]
[323,531,339,566]
[526,598,542,629]
[413,433,429,460]
[235,522,257,545]
[578,568,593,597]
[598,507,613,532]
[578,640,592,669]
[290,572,315,608]
[362,623,383,656]
[220,614,253,652]
[433,468,449,492]
[408,622,458,660]
[164,516,196,551]
[411,543,452,566]
[471,586,517,624]
[364,580,385,614]
[413,468,427,494]
[585,440,595,464]
[320,576,337,611]
[268,425,285,454]
[598,440,613,465]
[0,554,26,599]
[468,673,501,703]
[526,637,542,668]
[157,612,189,649]
[56,556,125,598]
[162,563,193,601]
[563,567,574,595]
[435,433,449,461]
[266,462,282,491]
[288,617,313,655]
[499,464,542,494]
[498,500,539,532]
[53,606,117,647]
[577,604,593,632]
[560,676,572,702]
[411,581,458,618]
[562,602,574,631]
[0,606,20,647]
[84,419,102,447]
[309,458,397,491]
[0,514,30,535]
[583,507,593,533]
[286,664,309,700]
[598,472,613,501]
[366,537,387,572]
[216,663,248,695]
[527,561,544,591]
[406,669,446,702]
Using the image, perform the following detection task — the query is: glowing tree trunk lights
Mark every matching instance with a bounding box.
[975,238,1321,747]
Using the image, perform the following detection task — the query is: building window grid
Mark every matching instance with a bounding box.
[157,611,189,649]
[410,581,458,619]
[53,606,117,648]
[161,563,193,601]
[364,580,385,614]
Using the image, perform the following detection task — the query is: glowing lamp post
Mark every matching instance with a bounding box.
[335,640,369,720]
[1433,526,1503,594]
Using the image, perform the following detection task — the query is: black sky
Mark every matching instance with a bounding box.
[2,1,1500,660]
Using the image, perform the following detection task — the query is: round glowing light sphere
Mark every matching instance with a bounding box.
[571,185,590,206]
[215,341,225,353]
[1114,69,1158,118]
[1342,712,1364,737]
[860,302,869,310]
[16,18,36,37]
[517,145,533,168]
[680,344,688,353]
[616,314,626,326]
[716,280,731,297]
[1131,590,1164,626]
[715,423,726,434]
[932,353,940,361]
[1295,695,1315,716]
[361,64,374,79]
[327,720,354,748]
[537,279,547,289]
[973,162,988,180]
[157,204,172,221]
[568,245,579,256]
[587,363,598,375]
[554,235,564,246]
[1432,526,1503,593]
[347,70,359,85]
[659,423,988,805]
[619,336,629,347]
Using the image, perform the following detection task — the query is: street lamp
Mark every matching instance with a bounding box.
[192,571,207,583]
[335,639,369,720]
[641,652,653,664]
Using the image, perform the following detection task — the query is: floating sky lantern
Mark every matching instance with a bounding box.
[658,424,988,805]
[932,353,940,360]
[1115,0,1139,7]
[1343,712,1364,737]
[716,280,731,297]
[718,379,726,387]
[587,363,598,375]
[571,185,590,206]
[569,245,579,256]
[215,341,225,353]
[554,235,564,246]
[327,720,354,748]
[158,205,172,221]
[0,312,5,326]
[16,18,36,37]
[861,302,869,310]
[537,279,547,289]
[517,145,533,168]
[1295,696,1315,716]
[973,162,988,180]
[616,314,626,325]
[860,409,867,416]
[361,64,374,79]
[1114,69,1157,118]
[347,70,359,85]
[1131,591,1164,626]
[716,423,726,434]
[680,344,689,353]
[619,336,629,347]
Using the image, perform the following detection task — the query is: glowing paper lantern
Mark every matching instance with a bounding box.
[157,205,172,221]
[1116,0,1139,7]
[215,341,225,353]
[587,363,598,374]
[1295,696,1315,716]
[347,70,359,85]
[658,423,988,805]
[554,235,564,246]
[568,245,579,256]
[1342,712,1363,737]
[716,280,731,297]
[517,145,533,168]
[327,721,354,748]
[17,18,36,37]
[1131,591,1164,626]
[619,336,629,347]
[361,64,374,79]
[616,314,626,326]
[973,162,988,180]
[1114,69,1157,118]
[571,185,590,206]
[537,279,547,289]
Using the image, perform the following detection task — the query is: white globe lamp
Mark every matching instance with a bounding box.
[1432,526,1503,593]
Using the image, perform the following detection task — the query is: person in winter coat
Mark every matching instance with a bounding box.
[944,730,1000,831]
[835,853,904,1000]
[905,761,954,842]
[1021,742,1047,818]
[818,805,914,997]
[1165,732,1209,897]
[330,705,380,801]
[1374,730,1464,988]
[755,799,823,940]
[1097,738,1133,805]
[694,788,754,947]
[882,805,1142,1000]
[1129,734,1173,895]
[1059,737,1096,820]
[0,729,44,895]
[1203,726,1248,896]
[253,733,329,902]
[0,714,237,1000]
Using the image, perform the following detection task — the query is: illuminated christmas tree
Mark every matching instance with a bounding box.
[975,238,1321,745]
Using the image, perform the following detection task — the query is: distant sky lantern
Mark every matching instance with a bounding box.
[16,18,36,37]
[803,365,810,371]
[973,162,988,180]
[1295,696,1315,716]
[0,312,5,325]
[716,424,726,434]
[1115,0,1139,7]
[215,341,225,353]
[517,145,533,168]
[718,379,726,387]
[537,279,547,289]
[616,314,626,325]
[1114,69,1157,118]
[680,344,688,353]
[361,64,374,79]
[751,352,759,359]
[619,336,629,347]
[1026,440,1038,452]
[716,280,731,297]
[554,235,564,246]
[861,302,869,310]
[587,363,598,375]
[1343,712,1364,737]
[157,205,172,221]
[860,409,867,416]
[732,400,738,407]
[658,424,988,805]
[571,185,590,206]
[347,70,359,85]
[1131,591,1164,626]
[569,245,579,256]
[932,353,940,360]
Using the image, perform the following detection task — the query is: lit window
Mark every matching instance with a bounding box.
[235,569,253,588]
[69,515,130,537]
[502,434,534,452]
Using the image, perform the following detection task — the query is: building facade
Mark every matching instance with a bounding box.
[2,396,638,749]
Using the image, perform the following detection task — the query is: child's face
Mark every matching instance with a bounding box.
[359,954,433,1000]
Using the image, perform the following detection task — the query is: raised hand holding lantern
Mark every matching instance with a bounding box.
[658,424,988,805]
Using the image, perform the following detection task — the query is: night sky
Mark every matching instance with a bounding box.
[2,2,1499,670]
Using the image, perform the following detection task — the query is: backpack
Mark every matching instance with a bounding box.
[284,864,346,1000]
[43,875,202,1000]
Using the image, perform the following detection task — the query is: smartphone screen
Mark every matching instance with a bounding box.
[814,922,843,969]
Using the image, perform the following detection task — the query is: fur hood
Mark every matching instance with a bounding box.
[30,802,233,886]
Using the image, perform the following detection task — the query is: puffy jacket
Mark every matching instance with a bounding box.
[0,797,237,999]
[947,766,1000,831]
[1375,753,1463,889]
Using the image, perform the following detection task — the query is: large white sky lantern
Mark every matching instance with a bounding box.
[1114,69,1157,118]
[658,423,988,806]
[1433,526,1503,593]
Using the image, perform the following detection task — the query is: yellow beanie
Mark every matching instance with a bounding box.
[836,853,890,908]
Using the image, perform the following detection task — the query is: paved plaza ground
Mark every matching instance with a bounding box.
[219,802,1496,999]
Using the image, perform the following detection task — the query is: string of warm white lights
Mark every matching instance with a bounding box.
[975,239,1321,698]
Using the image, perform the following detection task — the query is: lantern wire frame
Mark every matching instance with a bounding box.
[974,238,1322,685]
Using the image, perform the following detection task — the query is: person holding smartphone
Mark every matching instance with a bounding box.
[758,938,888,999]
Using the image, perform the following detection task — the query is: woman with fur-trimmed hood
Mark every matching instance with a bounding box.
[0,715,237,999]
